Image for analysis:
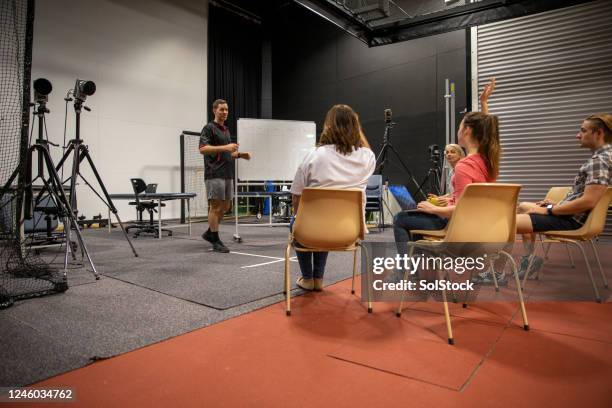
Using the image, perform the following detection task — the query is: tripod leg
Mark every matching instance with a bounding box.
[388,145,428,201]
[375,144,389,174]
[40,147,99,279]
[54,143,75,175]
[80,147,138,257]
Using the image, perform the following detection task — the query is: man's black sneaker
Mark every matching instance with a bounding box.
[202,230,215,244]
[212,240,230,253]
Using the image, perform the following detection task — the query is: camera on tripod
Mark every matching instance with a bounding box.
[33,78,52,104]
[428,144,442,164]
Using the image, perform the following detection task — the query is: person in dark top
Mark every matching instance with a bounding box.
[199,99,250,252]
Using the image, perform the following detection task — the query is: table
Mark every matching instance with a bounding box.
[108,192,196,239]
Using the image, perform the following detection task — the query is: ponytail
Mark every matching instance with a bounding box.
[463,112,501,180]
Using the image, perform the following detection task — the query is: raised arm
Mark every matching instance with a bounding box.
[479,77,496,114]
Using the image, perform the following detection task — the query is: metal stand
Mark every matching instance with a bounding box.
[51,97,138,258]
[416,161,443,196]
[440,78,459,194]
[376,120,427,201]
[0,101,99,279]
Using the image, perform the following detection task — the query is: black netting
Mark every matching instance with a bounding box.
[1,0,67,309]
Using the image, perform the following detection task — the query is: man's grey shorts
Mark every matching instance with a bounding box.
[205,178,233,201]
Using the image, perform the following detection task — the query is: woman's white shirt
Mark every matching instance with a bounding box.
[290,145,376,196]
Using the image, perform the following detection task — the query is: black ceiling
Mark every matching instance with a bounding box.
[290,0,597,46]
[210,0,596,46]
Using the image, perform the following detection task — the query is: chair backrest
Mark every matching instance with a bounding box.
[145,183,158,193]
[130,178,147,195]
[544,186,571,204]
[567,187,612,239]
[293,188,364,249]
[366,174,382,197]
[444,183,522,243]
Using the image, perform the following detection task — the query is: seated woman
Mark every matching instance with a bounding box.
[290,104,376,291]
[427,143,466,206]
[393,111,501,242]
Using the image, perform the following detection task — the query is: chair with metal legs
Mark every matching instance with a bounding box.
[284,188,372,316]
[529,187,612,303]
[536,186,573,265]
[396,183,529,345]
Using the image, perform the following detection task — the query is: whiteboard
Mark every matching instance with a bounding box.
[237,118,316,181]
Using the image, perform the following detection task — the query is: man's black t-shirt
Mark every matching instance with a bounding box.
[199,121,234,179]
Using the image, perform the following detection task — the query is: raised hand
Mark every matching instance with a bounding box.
[479,77,496,113]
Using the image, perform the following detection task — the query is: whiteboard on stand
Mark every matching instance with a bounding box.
[237,119,316,181]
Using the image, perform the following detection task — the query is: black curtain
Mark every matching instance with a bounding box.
[207,4,262,138]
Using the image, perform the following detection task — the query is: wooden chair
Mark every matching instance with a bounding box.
[284,188,372,316]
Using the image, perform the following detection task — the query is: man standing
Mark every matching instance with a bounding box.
[199,99,250,252]
[515,113,612,277]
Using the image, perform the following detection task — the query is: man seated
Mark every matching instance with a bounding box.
[514,113,612,279]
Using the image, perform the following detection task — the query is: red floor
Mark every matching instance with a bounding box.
[15,276,612,408]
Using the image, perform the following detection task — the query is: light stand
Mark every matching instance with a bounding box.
[50,80,138,259]
[0,81,98,279]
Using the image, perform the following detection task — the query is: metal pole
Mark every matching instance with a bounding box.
[450,82,456,144]
[445,79,451,147]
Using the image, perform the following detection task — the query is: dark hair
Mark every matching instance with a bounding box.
[462,111,501,180]
[212,99,227,110]
[319,104,363,155]
[586,113,612,143]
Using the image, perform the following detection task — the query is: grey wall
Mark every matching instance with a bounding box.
[32,0,208,220]
[271,4,467,192]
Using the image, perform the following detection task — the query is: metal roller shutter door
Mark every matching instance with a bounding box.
[473,0,612,234]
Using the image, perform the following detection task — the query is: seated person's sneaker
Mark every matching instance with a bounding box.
[297,277,314,291]
[212,240,230,253]
[471,269,507,286]
[518,255,544,279]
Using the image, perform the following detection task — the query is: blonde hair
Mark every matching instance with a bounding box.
[445,144,465,158]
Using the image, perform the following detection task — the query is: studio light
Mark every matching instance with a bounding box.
[73,79,96,102]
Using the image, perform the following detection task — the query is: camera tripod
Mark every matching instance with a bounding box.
[416,160,443,197]
[50,97,138,260]
[376,120,427,201]
[0,100,99,278]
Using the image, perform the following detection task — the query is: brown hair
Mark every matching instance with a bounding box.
[462,111,501,180]
[586,113,612,143]
[319,104,363,155]
[212,99,227,111]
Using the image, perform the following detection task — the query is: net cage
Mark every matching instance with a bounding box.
[0,0,67,309]
[180,131,209,221]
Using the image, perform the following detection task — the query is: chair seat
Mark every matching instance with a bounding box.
[410,228,447,238]
[293,242,359,252]
[542,230,590,241]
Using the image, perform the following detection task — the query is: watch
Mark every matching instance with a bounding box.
[546,204,554,216]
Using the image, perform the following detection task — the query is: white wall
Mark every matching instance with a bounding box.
[32,0,207,221]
